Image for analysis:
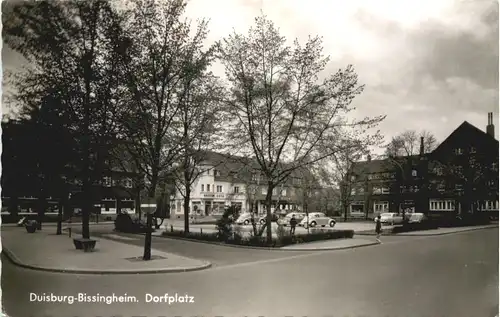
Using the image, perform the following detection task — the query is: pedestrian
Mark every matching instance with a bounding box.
[375,214,382,243]
[289,215,297,235]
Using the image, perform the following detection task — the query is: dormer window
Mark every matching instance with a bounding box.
[214,170,221,176]
[454,148,463,155]
[411,170,417,177]
[470,146,476,154]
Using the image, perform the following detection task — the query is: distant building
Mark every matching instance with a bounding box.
[169,151,335,218]
[348,113,499,220]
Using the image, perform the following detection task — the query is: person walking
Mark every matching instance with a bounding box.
[289,215,297,235]
[375,214,382,243]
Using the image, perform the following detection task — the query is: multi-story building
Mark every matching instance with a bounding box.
[348,113,499,220]
[169,151,332,219]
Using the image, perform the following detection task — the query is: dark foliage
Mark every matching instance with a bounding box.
[391,221,439,233]
[215,206,240,241]
[114,213,148,233]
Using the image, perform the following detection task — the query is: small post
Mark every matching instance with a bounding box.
[200,228,203,234]
[170,225,173,232]
[68,227,72,238]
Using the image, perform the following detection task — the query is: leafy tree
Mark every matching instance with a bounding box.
[3,0,127,238]
[217,15,385,244]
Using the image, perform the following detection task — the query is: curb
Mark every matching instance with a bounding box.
[155,233,379,251]
[394,225,498,236]
[279,241,380,251]
[1,247,212,275]
[356,225,498,237]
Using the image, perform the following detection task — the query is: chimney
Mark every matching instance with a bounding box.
[419,136,425,155]
[487,112,495,138]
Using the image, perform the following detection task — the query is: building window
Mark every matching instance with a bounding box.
[207,184,211,192]
[454,148,463,155]
[272,188,277,195]
[124,178,133,188]
[351,188,357,195]
[372,186,382,194]
[469,157,476,166]
[455,166,463,174]
[281,189,287,196]
[216,185,223,193]
[293,178,301,185]
[350,175,356,181]
[429,199,455,211]
[437,183,445,192]
[492,163,498,170]
[433,167,443,176]
[455,184,463,191]
[201,184,204,192]
[261,187,267,194]
[103,177,112,187]
[470,146,476,153]
[233,186,240,193]
[252,174,258,181]
[381,187,390,194]
[373,201,389,213]
[214,170,221,176]
[411,170,417,177]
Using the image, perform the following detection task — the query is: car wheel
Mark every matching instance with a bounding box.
[310,221,317,227]
[329,221,335,227]
[243,220,249,225]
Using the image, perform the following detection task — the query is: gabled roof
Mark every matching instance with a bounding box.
[432,121,498,156]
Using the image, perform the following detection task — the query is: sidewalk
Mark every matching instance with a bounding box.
[356,224,498,236]
[1,227,211,274]
[393,224,498,236]
[280,237,379,250]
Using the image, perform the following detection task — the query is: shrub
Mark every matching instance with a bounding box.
[162,228,354,247]
[215,206,240,241]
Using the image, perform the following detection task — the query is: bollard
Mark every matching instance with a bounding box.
[170,225,173,232]
[200,228,203,234]
[68,227,72,238]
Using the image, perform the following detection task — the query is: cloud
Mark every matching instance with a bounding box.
[2,0,498,143]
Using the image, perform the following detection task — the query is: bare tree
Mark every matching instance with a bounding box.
[171,64,224,233]
[385,130,437,157]
[117,0,213,259]
[217,15,385,244]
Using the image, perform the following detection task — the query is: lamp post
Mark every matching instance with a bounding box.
[142,197,156,261]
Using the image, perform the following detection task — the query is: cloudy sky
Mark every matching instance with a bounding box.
[2,0,499,146]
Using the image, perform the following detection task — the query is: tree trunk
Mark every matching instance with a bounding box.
[343,203,348,222]
[135,188,141,220]
[183,188,190,233]
[265,182,274,245]
[56,200,63,235]
[36,195,46,230]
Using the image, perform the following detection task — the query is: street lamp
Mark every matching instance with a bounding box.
[142,197,156,261]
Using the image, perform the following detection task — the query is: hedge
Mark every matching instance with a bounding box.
[391,222,439,234]
[162,229,355,248]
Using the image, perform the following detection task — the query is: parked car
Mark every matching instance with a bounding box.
[299,212,336,228]
[376,213,404,225]
[235,212,257,225]
[258,213,280,224]
[279,212,306,226]
[408,213,427,223]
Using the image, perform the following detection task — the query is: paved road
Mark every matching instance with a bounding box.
[2,228,497,317]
